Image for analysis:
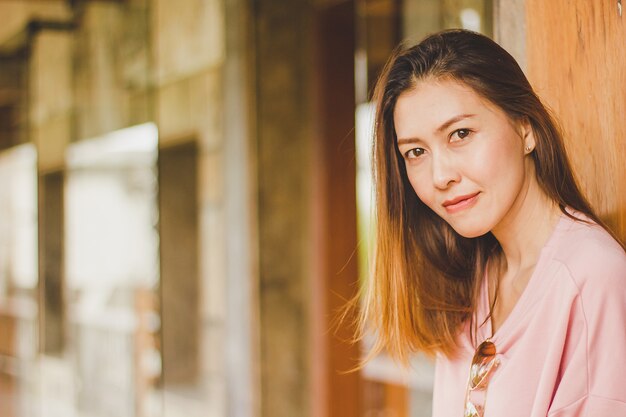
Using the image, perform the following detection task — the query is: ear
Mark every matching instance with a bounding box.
[520,117,536,154]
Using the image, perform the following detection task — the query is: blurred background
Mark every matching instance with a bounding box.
[0,0,623,417]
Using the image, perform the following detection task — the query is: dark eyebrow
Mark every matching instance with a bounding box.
[396,113,476,146]
[436,113,476,133]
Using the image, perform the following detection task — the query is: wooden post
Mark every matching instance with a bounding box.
[311,2,362,417]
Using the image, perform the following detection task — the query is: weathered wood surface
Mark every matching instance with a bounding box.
[526,0,626,241]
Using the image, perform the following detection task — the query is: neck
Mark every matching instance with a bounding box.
[491,174,561,274]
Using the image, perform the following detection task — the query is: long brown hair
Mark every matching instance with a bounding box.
[356,29,603,364]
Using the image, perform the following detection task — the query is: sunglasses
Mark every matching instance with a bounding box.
[464,339,500,417]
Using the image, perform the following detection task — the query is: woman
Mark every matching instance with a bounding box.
[358,29,626,416]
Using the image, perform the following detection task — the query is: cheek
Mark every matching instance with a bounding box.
[476,140,527,201]
[472,137,524,180]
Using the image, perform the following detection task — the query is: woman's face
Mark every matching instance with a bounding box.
[393,78,535,238]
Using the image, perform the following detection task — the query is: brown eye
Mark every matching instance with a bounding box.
[405,148,425,159]
[457,129,470,138]
[451,129,471,142]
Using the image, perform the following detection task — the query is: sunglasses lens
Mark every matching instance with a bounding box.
[464,400,483,417]
[469,340,497,389]
[464,340,498,417]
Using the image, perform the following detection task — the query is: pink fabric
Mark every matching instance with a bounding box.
[432,212,626,417]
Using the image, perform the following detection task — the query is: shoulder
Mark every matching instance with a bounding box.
[550,213,626,293]
[546,214,626,403]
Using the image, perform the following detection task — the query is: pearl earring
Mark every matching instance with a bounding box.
[525,145,532,152]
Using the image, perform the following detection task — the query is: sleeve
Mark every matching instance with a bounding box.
[548,395,626,417]
[549,243,626,416]
[582,248,626,404]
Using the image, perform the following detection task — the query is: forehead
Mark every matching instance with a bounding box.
[393,79,499,136]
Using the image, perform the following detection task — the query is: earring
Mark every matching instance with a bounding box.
[525,145,532,152]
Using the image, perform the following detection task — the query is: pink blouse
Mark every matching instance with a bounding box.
[432,212,626,416]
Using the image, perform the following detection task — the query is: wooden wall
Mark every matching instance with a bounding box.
[526,0,626,241]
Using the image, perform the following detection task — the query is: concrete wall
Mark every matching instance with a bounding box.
[31,30,73,171]
[254,0,315,415]
[1,1,355,416]
[0,1,249,416]
[493,0,526,71]
[0,2,70,42]
[149,0,257,416]
[73,0,152,142]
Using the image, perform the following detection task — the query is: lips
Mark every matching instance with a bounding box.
[442,192,480,213]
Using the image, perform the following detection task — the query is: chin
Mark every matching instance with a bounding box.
[447,221,491,239]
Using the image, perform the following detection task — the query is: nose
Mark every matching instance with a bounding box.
[431,151,460,190]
